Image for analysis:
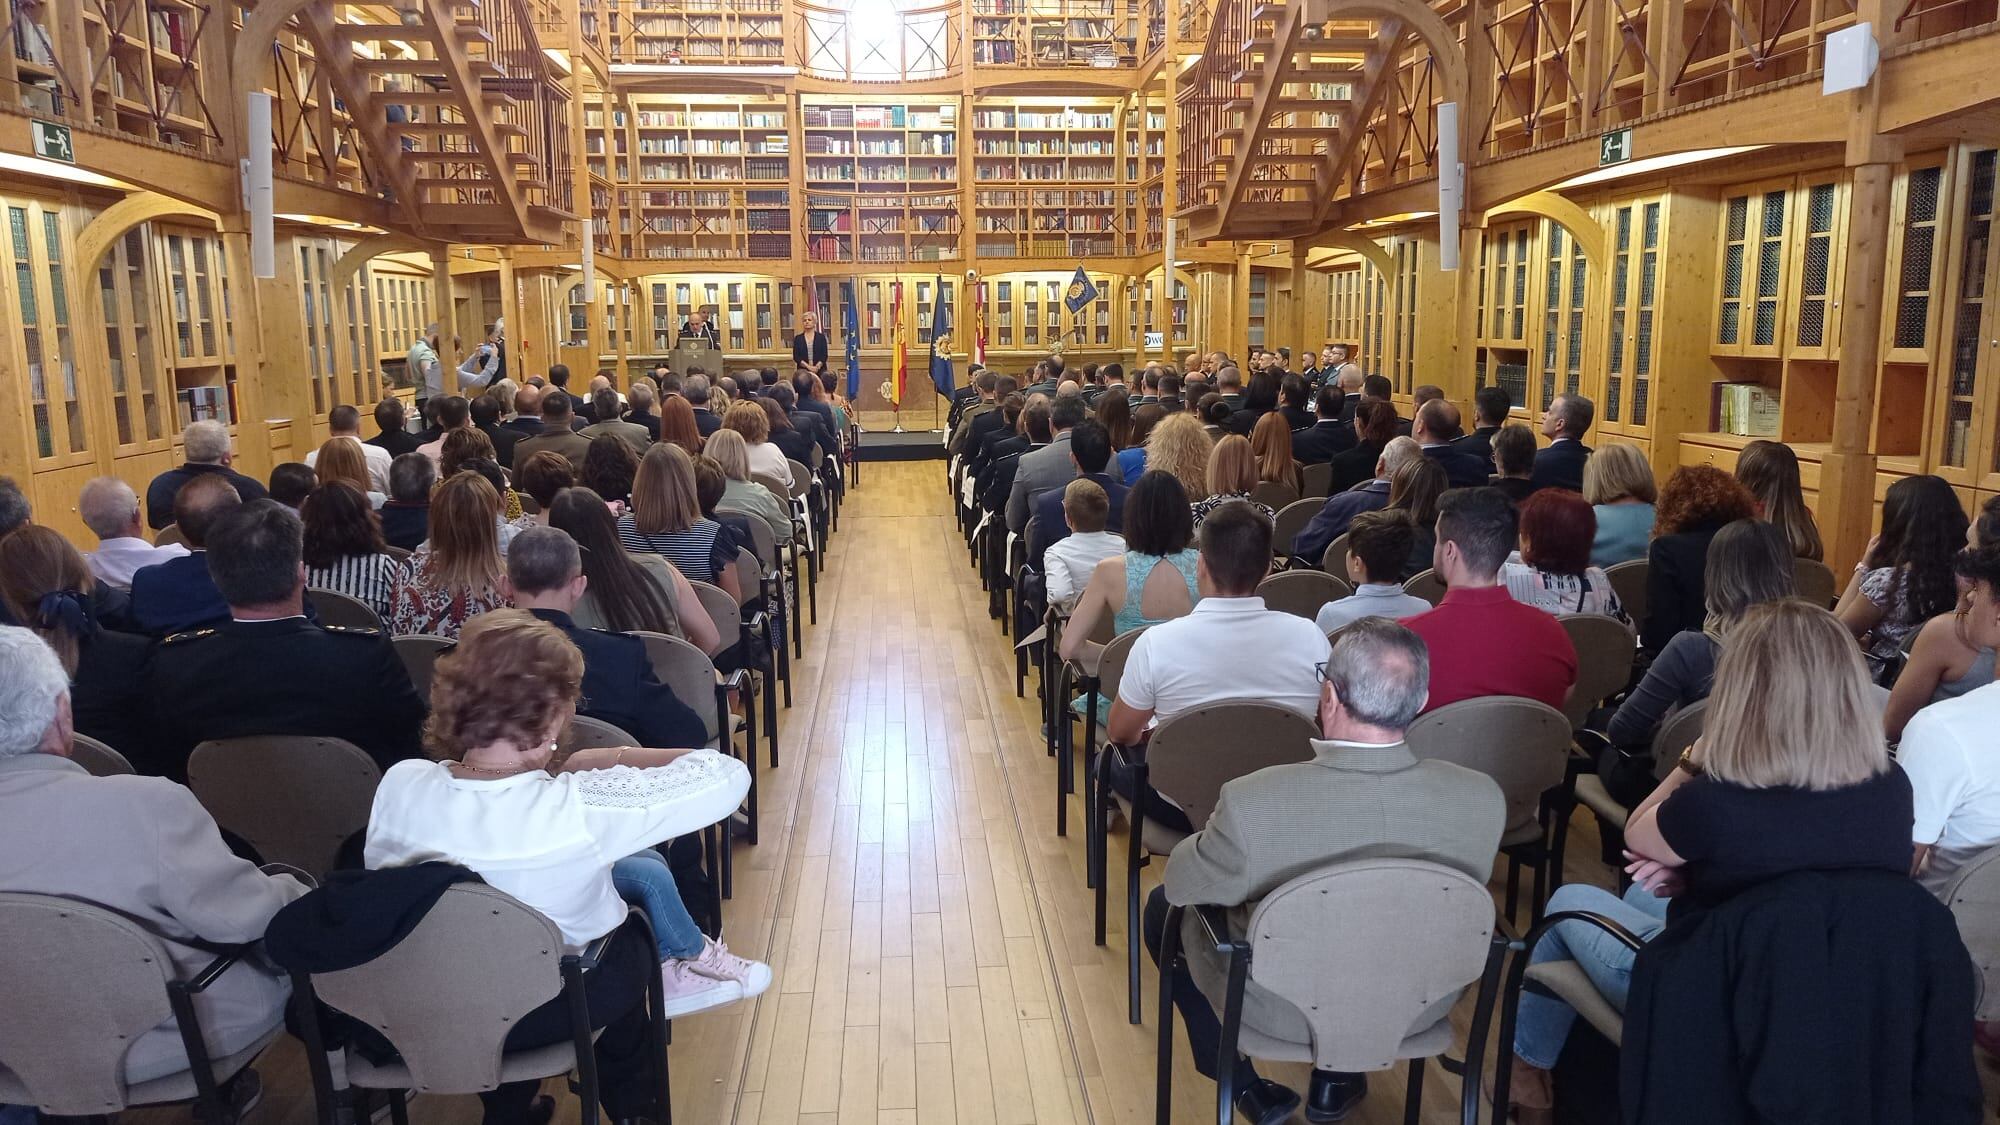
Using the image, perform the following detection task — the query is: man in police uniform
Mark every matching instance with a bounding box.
[503,526,707,750]
[144,500,426,783]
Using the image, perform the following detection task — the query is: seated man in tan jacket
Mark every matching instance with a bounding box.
[1143,617,1505,1125]
[0,626,307,1103]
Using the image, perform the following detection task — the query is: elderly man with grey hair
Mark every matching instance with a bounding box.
[143,419,268,530]
[1141,617,1506,1125]
[0,475,29,538]
[80,476,189,588]
[0,626,307,1097]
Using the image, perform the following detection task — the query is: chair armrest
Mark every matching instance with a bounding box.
[183,944,257,993]
[1190,903,1243,955]
[744,611,769,635]
[722,669,752,694]
[1517,909,1647,955]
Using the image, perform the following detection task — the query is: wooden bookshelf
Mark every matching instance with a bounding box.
[600,0,787,65]
[970,100,1123,258]
[803,99,960,264]
[590,97,794,261]
[969,0,1138,68]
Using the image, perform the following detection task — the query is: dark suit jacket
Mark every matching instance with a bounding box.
[792,331,830,374]
[1279,405,1315,431]
[378,503,429,552]
[368,428,421,460]
[499,416,545,441]
[791,407,838,459]
[1453,426,1499,465]
[1643,521,1727,654]
[626,411,662,442]
[476,422,521,469]
[1422,444,1494,488]
[514,429,592,473]
[982,447,1035,514]
[143,616,426,781]
[975,434,1031,508]
[1337,393,1363,425]
[1219,405,1267,437]
[144,464,268,530]
[1328,438,1388,495]
[964,408,1010,466]
[1530,439,1590,493]
[1291,420,1356,464]
[72,627,155,766]
[527,609,706,749]
[692,408,723,438]
[770,425,815,468]
[130,553,228,637]
[1029,472,1129,560]
[947,387,982,433]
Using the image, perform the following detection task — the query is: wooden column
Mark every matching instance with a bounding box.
[498,246,526,373]
[1819,159,1895,573]
[1233,246,1253,359]
[429,244,458,374]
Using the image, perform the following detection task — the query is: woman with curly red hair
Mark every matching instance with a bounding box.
[1503,489,1628,621]
[1642,465,1757,652]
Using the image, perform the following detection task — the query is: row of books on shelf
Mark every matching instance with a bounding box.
[802,105,956,129]
[634,138,785,154]
[638,189,738,207]
[976,163,1114,181]
[805,136,955,155]
[640,216,800,234]
[1032,189,1116,206]
[628,109,788,128]
[973,43,1020,63]
[974,140,1116,155]
[807,165,955,182]
[973,0,1123,12]
[971,109,1116,129]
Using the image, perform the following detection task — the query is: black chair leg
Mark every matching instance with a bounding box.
[1092,755,1109,936]
[1127,810,1145,1025]
[805,546,819,624]
[1504,856,1521,922]
[388,1092,411,1125]
[1403,1057,1425,1125]
[1156,906,1184,1125]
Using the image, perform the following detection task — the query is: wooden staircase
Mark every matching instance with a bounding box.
[299,0,574,244]
[1176,0,1408,241]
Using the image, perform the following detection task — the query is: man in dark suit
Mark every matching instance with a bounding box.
[973,397,1035,507]
[1454,384,1511,465]
[1292,384,1357,465]
[1412,399,1492,488]
[1024,358,1061,399]
[948,366,986,433]
[143,499,426,782]
[500,384,547,441]
[1213,366,1246,415]
[506,527,708,750]
[378,453,434,552]
[980,400,1048,515]
[962,376,1020,470]
[470,393,520,469]
[547,364,589,417]
[144,420,268,530]
[1027,420,1128,561]
[367,398,421,460]
[132,474,241,637]
[1332,367,1365,425]
[1531,392,1595,493]
[1157,372,1186,414]
[688,376,724,437]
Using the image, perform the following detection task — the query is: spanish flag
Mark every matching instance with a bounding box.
[890,280,908,407]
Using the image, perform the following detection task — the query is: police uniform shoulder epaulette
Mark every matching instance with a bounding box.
[160,627,216,646]
[322,624,384,638]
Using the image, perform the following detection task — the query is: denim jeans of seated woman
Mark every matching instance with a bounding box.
[612,848,706,961]
[1512,882,1671,1070]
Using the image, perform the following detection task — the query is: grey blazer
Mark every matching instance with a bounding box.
[579,419,653,454]
[1005,430,1076,532]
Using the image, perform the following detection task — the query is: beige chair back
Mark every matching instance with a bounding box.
[187,737,381,875]
[1605,559,1648,627]
[1256,570,1352,622]
[155,524,186,548]
[733,547,762,609]
[752,472,791,503]
[1271,499,1322,560]
[689,579,741,649]
[1146,702,1320,829]
[68,733,133,777]
[1402,568,1447,605]
[1943,845,2000,1021]
[1300,462,1333,499]
[632,630,723,745]
[309,885,569,1093]
[308,587,385,632]
[1649,700,1707,781]
[1405,697,1571,838]
[559,715,638,756]
[786,460,813,501]
[1795,557,1838,608]
[1250,480,1299,511]
[1319,532,1351,577]
[742,513,780,570]
[393,634,454,701]
[1556,613,1638,730]
[1096,626,1149,700]
[1242,859,1496,1072]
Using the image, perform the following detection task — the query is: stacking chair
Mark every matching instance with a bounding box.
[727,549,783,763]
[687,581,766,868]
[1943,844,2000,1020]
[1318,532,1351,578]
[1487,905,1648,1119]
[559,716,639,754]
[1570,701,1707,836]
[1046,613,1120,838]
[1795,557,1838,608]
[786,459,822,625]
[1155,860,1504,1125]
[1249,480,1299,511]
[1548,614,1641,881]
[291,886,671,1125]
[308,588,386,632]
[753,470,806,658]
[634,625,752,912]
[741,517,794,711]
[1406,697,1573,923]
[187,736,381,876]
[1300,461,1334,498]
[392,634,453,702]
[1604,559,1648,629]
[69,731,134,777]
[0,893,283,1125]
[1270,499,1322,566]
[1255,570,1351,622]
[1096,702,1319,1023]
[1402,568,1448,605]
[155,524,187,548]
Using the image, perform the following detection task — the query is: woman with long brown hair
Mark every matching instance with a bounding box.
[1191,434,1274,530]
[1734,439,1823,562]
[1097,388,1136,451]
[658,393,705,457]
[0,525,152,758]
[387,471,510,638]
[618,443,743,601]
[547,486,719,655]
[582,434,640,506]
[1117,403,1166,485]
[301,481,400,616]
[1249,409,1302,492]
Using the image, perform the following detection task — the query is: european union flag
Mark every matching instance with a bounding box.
[1063,265,1099,314]
[928,274,954,399]
[841,280,861,400]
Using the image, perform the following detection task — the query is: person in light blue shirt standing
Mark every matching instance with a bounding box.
[1583,442,1657,568]
[1316,510,1435,634]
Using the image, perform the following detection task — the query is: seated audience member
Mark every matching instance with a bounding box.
[1315,509,1434,634]
[1061,472,1202,664]
[1328,400,1400,494]
[1031,419,1129,558]
[1043,479,1126,610]
[707,429,793,548]
[1146,618,1504,1124]
[311,403,395,490]
[1488,423,1538,503]
[978,397,1044,516]
[1406,487,1577,713]
[1192,435,1275,532]
[1501,489,1628,621]
[1008,395,1090,533]
[378,452,435,552]
[386,472,512,639]
[582,388,652,454]
[687,376,724,437]
[131,474,243,637]
[1292,383,1358,465]
[1413,399,1489,487]
[439,427,499,483]
[1453,385,1511,464]
[583,434,641,507]
[624,383,663,443]
[1531,393,1594,493]
[692,456,758,572]
[79,476,187,589]
[1384,456,1447,579]
[1276,373,1314,431]
[770,381,835,461]
[1143,411,1212,504]
[502,384,546,439]
[312,437,384,508]
[724,400,794,488]
[362,611,766,1114]
[1598,519,1793,807]
[0,528,153,759]
[1503,602,1912,1118]
[1836,474,1968,677]
[1117,405,1164,486]
[1642,465,1757,654]
[0,627,306,1096]
[146,500,427,781]
[1885,499,2000,743]
[1583,442,1658,567]
[367,397,421,458]
[145,420,268,529]
[515,390,593,472]
[267,462,318,511]
[513,450,576,528]
[453,457,526,554]
[416,395,473,467]
[1105,502,1331,831]
[970,391,1029,486]
[1905,544,2000,896]
[1251,410,1302,494]
[548,488,716,654]
[618,444,744,601]
[1735,438,1824,562]
[1291,436,1423,566]
[301,481,401,618]
[658,394,706,457]
[470,392,520,469]
[760,397,815,468]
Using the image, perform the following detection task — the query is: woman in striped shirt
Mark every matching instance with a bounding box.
[617,443,744,603]
[301,481,401,617]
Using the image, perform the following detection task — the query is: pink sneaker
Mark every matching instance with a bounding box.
[659,958,744,1017]
[687,936,773,999]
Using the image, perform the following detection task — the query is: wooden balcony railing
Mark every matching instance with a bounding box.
[798,0,960,81]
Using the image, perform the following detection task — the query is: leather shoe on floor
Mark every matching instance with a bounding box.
[1304,1070,1367,1122]
[1235,1077,1301,1125]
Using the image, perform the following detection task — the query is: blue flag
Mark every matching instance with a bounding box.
[928,275,954,399]
[841,280,861,401]
[1063,265,1100,314]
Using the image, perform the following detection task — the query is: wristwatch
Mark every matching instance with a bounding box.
[1677,747,1705,777]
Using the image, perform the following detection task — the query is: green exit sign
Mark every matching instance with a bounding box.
[1600,128,1633,167]
[31,120,73,164]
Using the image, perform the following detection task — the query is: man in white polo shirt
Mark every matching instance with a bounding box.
[1905,545,2000,897]
[1105,499,1331,832]
[304,404,394,493]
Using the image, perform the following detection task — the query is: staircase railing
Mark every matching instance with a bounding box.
[1173,0,1245,216]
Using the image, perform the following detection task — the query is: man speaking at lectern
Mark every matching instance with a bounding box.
[680,307,722,349]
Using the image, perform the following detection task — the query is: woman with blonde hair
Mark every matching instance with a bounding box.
[705,428,792,546]
[439,427,498,481]
[1386,456,1448,579]
[1146,411,1214,504]
[1735,439,1823,562]
[618,443,743,601]
[313,437,384,507]
[1583,442,1658,567]
[1191,434,1274,530]
[1504,600,1912,1116]
[386,471,510,638]
[723,400,793,487]
[1249,409,1302,493]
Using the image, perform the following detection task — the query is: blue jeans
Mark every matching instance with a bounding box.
[612,850,706,961]
[1512,882,1670,1069]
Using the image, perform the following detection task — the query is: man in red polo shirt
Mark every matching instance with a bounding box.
[1406,487,1577,713]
